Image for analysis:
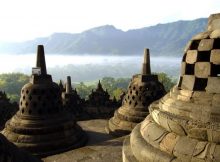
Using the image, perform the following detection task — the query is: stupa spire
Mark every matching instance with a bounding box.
[141,48,151,75]
[66,76,72,94]
[36,45,47,75]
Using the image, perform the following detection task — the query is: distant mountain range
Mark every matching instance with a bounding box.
[0,18,207,56]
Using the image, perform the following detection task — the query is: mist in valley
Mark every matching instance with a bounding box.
[0,54,181,82]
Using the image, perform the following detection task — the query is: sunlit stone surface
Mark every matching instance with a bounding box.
[122,13,220,162]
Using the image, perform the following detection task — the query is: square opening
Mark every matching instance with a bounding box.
[213,38,220,49]
[197,51,211,62]
[190,40,200,50]
[211,63,220,76]
[194,78,208,91]
[185,64,195,75]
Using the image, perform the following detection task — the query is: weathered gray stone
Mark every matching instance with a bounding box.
[198,39,214,51]
[195,62,211,78]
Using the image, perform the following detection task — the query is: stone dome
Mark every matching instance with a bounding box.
[106,49,165,136]
[2,45,87,157]
[122,13,220,162]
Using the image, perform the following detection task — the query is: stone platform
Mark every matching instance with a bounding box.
[43,119,124,162]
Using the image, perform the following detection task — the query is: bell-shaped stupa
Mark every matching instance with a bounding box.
[123,13,220,162]
[2,45,87,156]
[106,49,166,136]
[62,76,83,115]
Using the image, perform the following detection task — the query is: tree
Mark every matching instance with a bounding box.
[0,73,29,102]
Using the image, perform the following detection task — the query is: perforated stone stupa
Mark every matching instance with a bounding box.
[62,76,83,115]
[122,13,220,162]
[2,45,87,156]
[106,49,165,136]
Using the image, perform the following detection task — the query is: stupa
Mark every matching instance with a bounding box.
[84,81,117,118]
[87,80,111,106]
[106,49,166,136]
[62,76,83,115]
[2,45,87,156]
[122,13,220,162]
[0,91,17,129]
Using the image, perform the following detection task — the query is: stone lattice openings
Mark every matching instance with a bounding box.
[122,13,220,162]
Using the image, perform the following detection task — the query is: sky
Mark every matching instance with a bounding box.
[0,0,219,42]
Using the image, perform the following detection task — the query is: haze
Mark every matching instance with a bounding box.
[0,0,219,42]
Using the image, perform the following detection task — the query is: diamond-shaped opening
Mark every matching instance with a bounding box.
[197,51,211,62]
[129,101,132,105]
[142,102,147,107]
[213,38,220,49]
[25,102,28,107]
[211,64,220,76]
[135,91,138,95]
[132,96,135,100]
[190,40,200,50]
[133,86,136,90]
[26,90,29,94]
[22,89,24,94]
[20,101,22,106]
[29,95,32,101]
[21,108,24,114]
[134,101,138,107]
[185,64,195,75]
[23,96,25,100]
[139,96,142,101]
[194,78,208,91]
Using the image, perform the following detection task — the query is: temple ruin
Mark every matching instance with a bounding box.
[122,13,220,162]
[1,45,87,156]
[106,49,166,136]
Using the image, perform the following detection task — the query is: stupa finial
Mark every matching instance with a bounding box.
[66,76,72,94]
[36,45,47,75]
[141,48,151,75]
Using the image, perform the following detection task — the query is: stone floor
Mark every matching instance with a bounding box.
[43,119,125,162]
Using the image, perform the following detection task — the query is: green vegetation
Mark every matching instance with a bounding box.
[0,73,29,102]
[76,73,176,100]
[0,73,176,102]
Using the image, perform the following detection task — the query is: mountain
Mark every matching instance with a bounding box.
[0,18,207,56]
